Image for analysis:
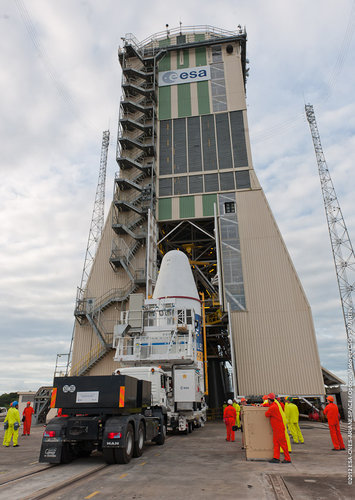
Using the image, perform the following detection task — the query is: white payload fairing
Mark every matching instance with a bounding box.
[113,250,204,368]
[153,250,200,302]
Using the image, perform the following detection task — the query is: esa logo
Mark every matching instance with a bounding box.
[159,65,211,87]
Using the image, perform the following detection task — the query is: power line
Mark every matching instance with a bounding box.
[14,0,95,130]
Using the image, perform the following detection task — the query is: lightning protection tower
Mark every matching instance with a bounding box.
[305,104,355,377]
[57,130,110,376]
[78,130,110,300]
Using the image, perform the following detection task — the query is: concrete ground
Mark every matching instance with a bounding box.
[0,420,353,499]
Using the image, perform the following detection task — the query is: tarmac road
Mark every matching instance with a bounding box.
[0,420,353,499]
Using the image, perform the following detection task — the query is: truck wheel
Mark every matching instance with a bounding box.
[133,422,145,458]
[115,423,134,464]
[155,423,166,445]
[103,448,116,465]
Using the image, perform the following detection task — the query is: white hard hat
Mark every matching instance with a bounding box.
[227,399,233,405]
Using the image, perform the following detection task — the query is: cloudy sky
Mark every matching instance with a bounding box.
[0,0,354,394]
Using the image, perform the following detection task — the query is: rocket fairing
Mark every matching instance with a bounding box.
[152,250,203,361]
[153,250,200,306]
[114,249,204,367]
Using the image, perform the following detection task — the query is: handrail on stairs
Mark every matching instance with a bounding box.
[70,334,113,376]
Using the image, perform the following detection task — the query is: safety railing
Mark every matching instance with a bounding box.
[113,331,196,363]
[111,238,141,263]
[70,334,113,376]
[123,25,245,52]
[54,353,70,377]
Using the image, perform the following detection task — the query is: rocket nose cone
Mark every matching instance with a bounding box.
[153,250,199,300]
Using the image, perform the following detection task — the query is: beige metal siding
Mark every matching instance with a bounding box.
[224,42,246,112]
[87,350,118,376]
[231,189,324,396]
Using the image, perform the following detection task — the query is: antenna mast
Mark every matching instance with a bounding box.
[305,104,355,375]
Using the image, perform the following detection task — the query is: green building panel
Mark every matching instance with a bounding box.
[158,53,172,120]
[158,198,172,220]
[178,83,192,118]
[194,34,205,42]
[197,81,210,115]
[195,47,207,66]
[202,194,217,217]
[158,52,171,71]
[159,86,172,120]
[179,196,195,219]
[159,38,171,48]
[177,49,189,69]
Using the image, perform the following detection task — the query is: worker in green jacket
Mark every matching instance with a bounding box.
[233,399,241,428]
[285,398,304,444]
[4,401,21,447]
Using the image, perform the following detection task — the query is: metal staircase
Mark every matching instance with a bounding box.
[33,386,52,424]
[112,42,157,284]
[65,42,159,378]
[110,239,142,272]
[70,340,114,376]
[75,279,146,322]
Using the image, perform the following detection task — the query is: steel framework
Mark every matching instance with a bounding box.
[59,130,110,376]
[305,104,355,374]
[78,130,110,297]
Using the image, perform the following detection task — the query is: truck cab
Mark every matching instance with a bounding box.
[115,366,169,409]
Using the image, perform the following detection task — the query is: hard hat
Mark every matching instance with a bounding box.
[262,395,268,400]
[227,399,233,405]
[326,395,334,402]
[27,401,31,405]
[267,393,275,400]
[241,397,246,402]
[12,401,18,407]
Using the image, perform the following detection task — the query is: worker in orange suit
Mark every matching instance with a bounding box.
[274,398,292,454]
[265,393,291,463]
[323,396,345,451]
[262,395,270,407]
[22,402,35,436]
[277,397,285,410]
[223,399,237,442]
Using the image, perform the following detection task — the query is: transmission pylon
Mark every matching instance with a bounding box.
[305,104,355,376]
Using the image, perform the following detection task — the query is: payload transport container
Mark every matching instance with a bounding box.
[39,374,165,465]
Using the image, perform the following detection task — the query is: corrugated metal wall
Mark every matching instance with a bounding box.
[231,190,324,395]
